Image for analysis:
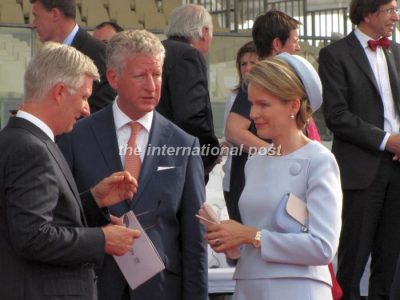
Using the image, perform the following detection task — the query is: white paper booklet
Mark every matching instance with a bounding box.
[114,211,165,290]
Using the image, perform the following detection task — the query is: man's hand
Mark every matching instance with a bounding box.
[385,135,400,159]
[102,224,141,256]
[90,171,138,208]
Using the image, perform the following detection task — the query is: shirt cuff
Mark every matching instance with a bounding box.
[379,132,391,151]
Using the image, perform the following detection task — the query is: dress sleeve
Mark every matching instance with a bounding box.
[260,150,342,266]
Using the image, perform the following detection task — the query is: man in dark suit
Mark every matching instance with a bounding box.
[57,30,208,300]
[30,0,115,113]
[0,42,140,300]
[319,0,400,299]
[93,21,124,44]
[157,4,220,182]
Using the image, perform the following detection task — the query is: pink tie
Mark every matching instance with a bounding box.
[124,122,142,181]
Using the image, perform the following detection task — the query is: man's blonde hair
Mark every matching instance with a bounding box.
[106,30,165,74]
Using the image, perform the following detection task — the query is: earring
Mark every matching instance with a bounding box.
[290,113,295,119]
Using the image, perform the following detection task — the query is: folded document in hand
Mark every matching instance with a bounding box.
[197,203,241,259]
[114,211,165,290]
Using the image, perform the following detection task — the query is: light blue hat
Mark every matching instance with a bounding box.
[276,52,322,112]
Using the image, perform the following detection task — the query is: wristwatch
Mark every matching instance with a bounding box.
[252,230,262,248]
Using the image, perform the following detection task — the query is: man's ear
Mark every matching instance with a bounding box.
[364,13,373,24]
[106,69,119,90]
[272,37,283,53]
[51,7,62,22]
[201,26,210,40]
[52,82,67,105]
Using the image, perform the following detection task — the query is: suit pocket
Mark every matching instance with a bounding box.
[154,166,183,195]
[44,279,88,296]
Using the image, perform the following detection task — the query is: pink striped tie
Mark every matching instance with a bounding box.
[124,122,142,181]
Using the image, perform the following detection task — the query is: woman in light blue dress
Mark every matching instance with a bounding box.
[204,53,342,300]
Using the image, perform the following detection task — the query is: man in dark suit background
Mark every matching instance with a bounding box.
[0,42,140,300]
[30,0,115,113]
[57,30,208,300]
[93,21,123,44]
[157,4,220,182]
[319,0,400,299]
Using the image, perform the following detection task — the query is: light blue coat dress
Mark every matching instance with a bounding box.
[233,141,342,300]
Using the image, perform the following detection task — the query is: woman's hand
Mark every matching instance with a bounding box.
[204,220,258,252]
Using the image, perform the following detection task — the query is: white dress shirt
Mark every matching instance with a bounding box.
[63,23,79,46]
[112,97,153,167]
[355,28,400,150]
[16,110,55,142]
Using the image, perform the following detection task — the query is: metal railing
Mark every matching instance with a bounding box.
[185,0,352,43]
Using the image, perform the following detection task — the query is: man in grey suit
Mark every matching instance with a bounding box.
[30,0,115,113]
[57,30,208,300]
[0,42,140,300]
[319,0,400,299]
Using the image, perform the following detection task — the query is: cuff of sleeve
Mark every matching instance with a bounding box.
[80,190,111,226]
[379,132,391,151]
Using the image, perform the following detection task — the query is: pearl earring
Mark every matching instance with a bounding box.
[290,113,295,119]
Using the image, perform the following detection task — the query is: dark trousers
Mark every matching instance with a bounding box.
[337,152,400,300]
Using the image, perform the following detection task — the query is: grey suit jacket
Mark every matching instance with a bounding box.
[57,106,208,300]
[0,117,107,300]
[319,31,400,189]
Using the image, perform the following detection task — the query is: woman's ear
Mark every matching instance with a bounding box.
[291,98,301,115]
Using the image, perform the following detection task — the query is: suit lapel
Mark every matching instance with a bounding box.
[45,141,87,224]
[131,113,171,209]
[90,106,123,173]
[384,47,400,114]
[70,27,84,51]
[89,107,131,215]
[9,118,86,220]
[347,32,380,94]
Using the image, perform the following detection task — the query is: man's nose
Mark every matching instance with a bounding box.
[144,75,156,91]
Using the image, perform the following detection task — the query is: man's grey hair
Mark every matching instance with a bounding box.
[165,4,213,43]
[24,42,99,101]
[106,30,165,75]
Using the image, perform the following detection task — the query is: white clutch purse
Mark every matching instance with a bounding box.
[271,193,309,233]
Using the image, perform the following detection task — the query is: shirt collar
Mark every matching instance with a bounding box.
[63,24,79,46]
[16,110,55,141]
[355,28,380,50]
[112,97,153,133]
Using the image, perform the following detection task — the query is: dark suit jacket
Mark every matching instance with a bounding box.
[157,37,220,176]
[0,117,108,300]
[72,27,115,113]
[319,31,400,189]
[57,107,208,300]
